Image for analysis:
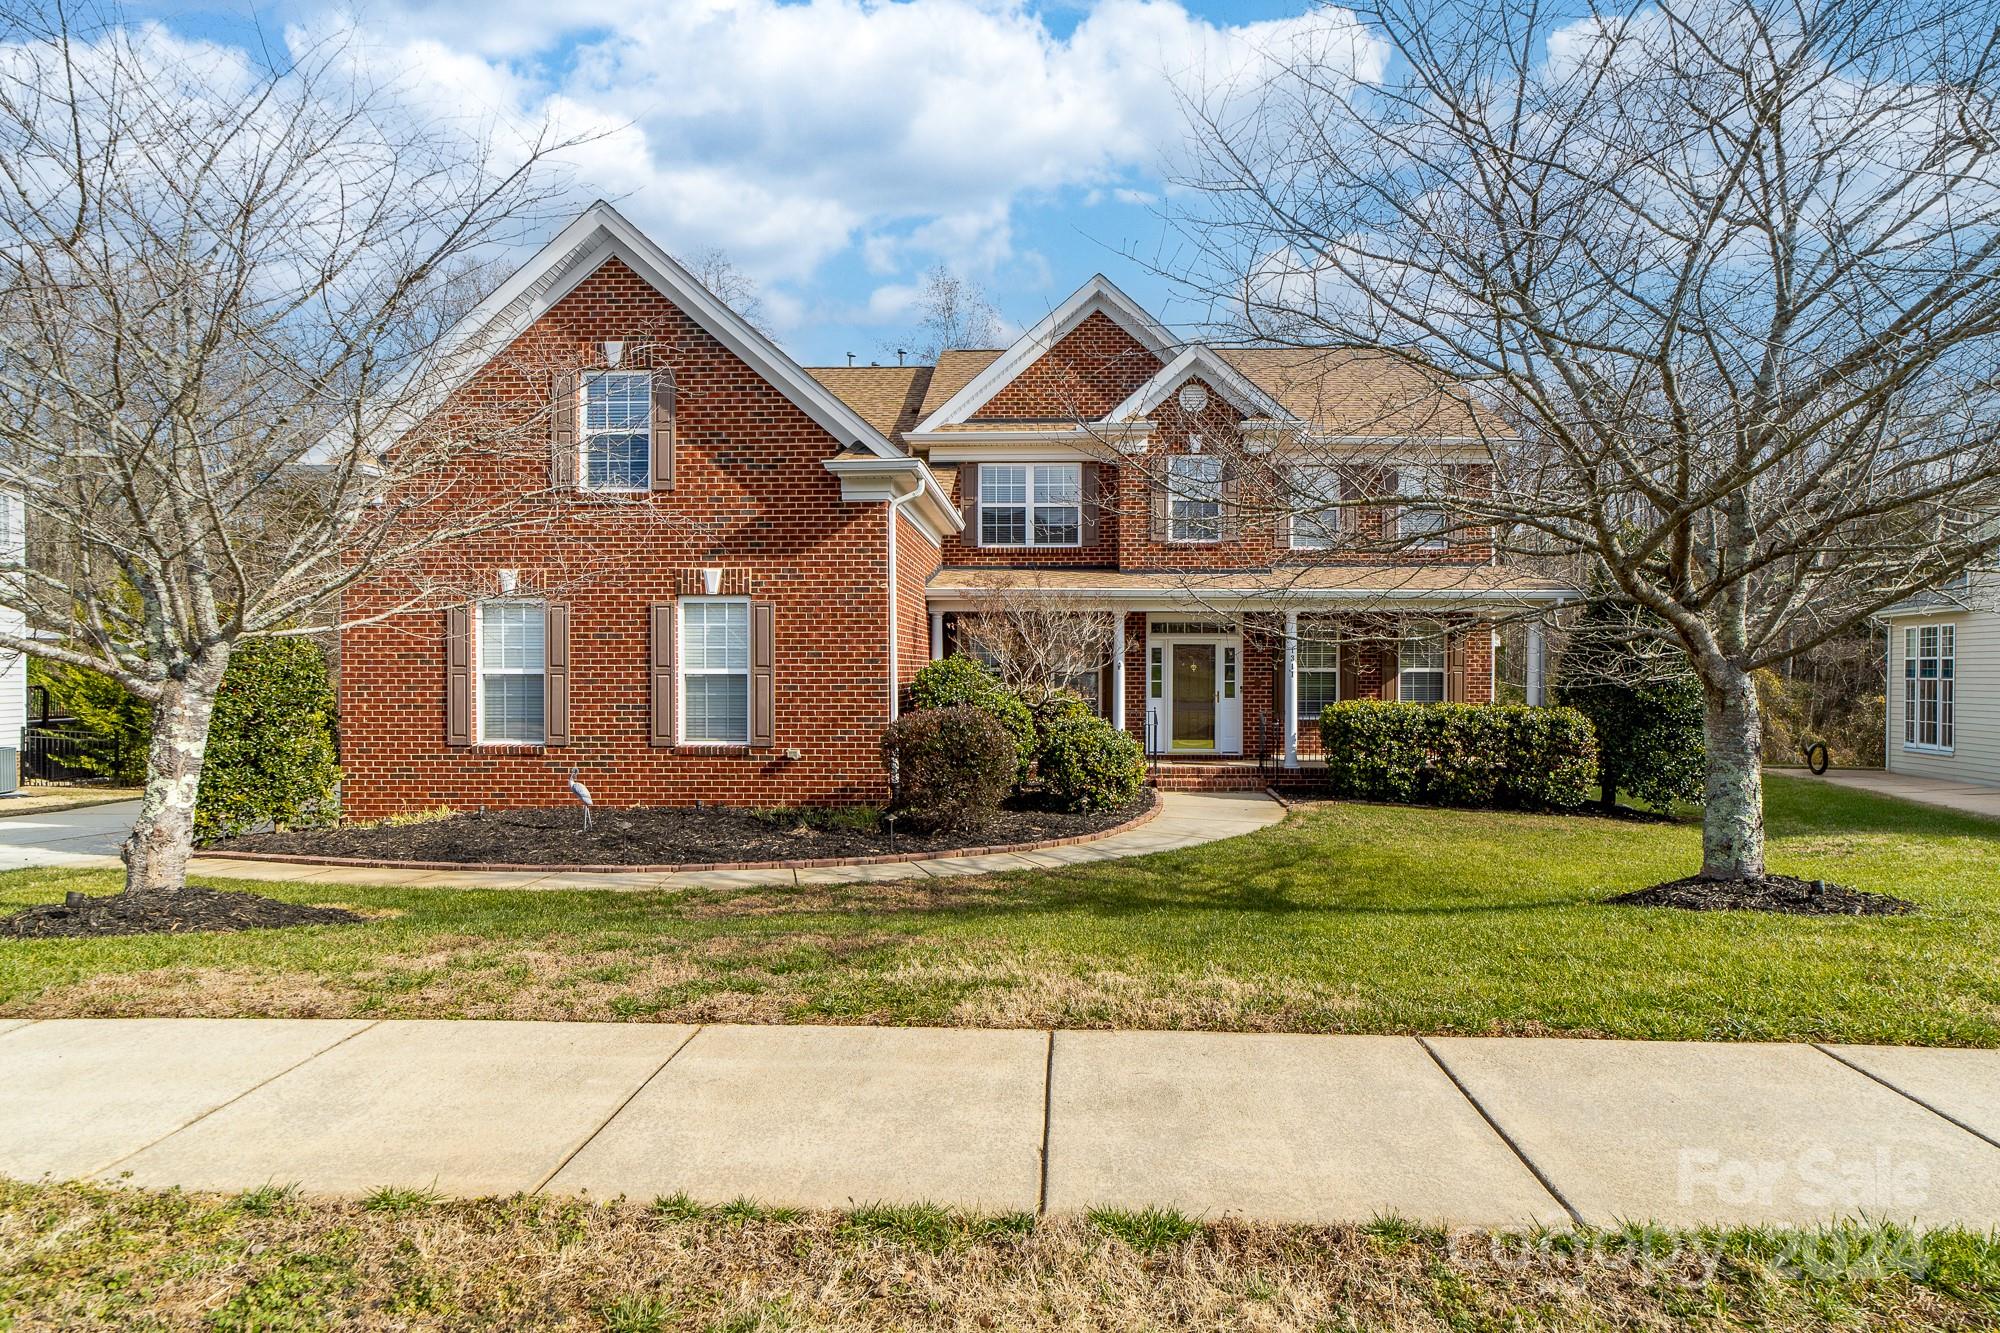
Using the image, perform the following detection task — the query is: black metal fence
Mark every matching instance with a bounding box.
[20,725,128,786]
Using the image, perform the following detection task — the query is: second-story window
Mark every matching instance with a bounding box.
[1167,455,1225,543]
[1397,468,1449,549]
[981,463,1081,547]
[581,371,652,492]
[1290,464,1341,550]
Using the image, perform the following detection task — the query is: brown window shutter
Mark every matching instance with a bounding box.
[1220,461,1240,540]
[959,464,980,546]
[1278,465,1294,549]
[445,604,473,747]
[543,603,571,746]
[551,371,578,490]
[750,601,776,748]
[1337,637,1358,703]
[1150,478,1169,541]
[649,603,675,747]
[650,367,676,490]
[1446,629,1467,703]
[1080,463,1101,546]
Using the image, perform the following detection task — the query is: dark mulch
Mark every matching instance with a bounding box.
[205,795,1153,868]
[0,888,365,939]
[1609,873,1917,916]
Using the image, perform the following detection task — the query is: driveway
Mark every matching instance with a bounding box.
[0,799,134,871]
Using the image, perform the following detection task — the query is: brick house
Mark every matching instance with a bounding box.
[339,202,1568,814]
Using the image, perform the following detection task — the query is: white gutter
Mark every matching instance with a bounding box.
[886,488,922,722]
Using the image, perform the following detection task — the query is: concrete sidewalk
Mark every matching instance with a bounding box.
[29,790,1284,891]
[4,1018,1998,1230]
[1801,767,2000,820]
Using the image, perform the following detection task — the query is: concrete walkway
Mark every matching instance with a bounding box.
[9,790,1277,890]
[4,1018,1998,1229]
[1802,767,2000,820]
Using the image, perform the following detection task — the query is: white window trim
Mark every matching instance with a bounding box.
[679,596,752,747]
[1903,623,1956,754]
[1398,623,1448,703]
[1297,638,1340,719]
[580,369,653,494]
[1289,465,1341,551]
[1397,469,1449,550]
[979,461,1083,549]
[1167,454,1225,544]
[475,598,546,746]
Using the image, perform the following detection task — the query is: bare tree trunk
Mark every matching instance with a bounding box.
[1699,663,1765,881]
[121,647,231,896]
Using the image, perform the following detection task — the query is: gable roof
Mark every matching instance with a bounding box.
[911,275,1178,434]
[1106,345,1298,426]
[806,365,933,445]
[1218,348,1502,439]
[394,200,909,461]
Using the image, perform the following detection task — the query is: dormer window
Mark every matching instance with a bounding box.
[581,371,653,491]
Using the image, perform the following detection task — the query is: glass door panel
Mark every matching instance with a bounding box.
[1171,643,1217,749]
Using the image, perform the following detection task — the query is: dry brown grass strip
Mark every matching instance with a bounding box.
[2,1182,1992,1331]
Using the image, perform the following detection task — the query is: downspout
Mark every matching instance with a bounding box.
[886,486,921,723]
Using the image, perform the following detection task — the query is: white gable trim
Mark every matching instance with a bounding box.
[910,274,1180,434]
[1105,346,1299,426]
[369,200,906,462]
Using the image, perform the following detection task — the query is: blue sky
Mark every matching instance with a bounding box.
[131,0,1359,366]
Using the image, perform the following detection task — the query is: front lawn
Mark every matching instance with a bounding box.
[4,1181,1995,1331]
[2,776,1996,1044]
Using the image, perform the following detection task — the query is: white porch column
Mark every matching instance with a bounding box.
[1526,621,1547,705]
[929,610,944,662]
[1110,611,1127,732]
[1283,609,1300,768]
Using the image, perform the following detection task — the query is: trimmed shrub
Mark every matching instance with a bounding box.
[880,705,1014,833]
[194,638,342,841]
[908,655,1035,780]
[1039,714,1146,812]
[1318,701,1598,810]
[1555,595,1707,810]
[1023,687,1092,766]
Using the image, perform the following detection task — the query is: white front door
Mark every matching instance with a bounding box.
[1148,635,1243,754]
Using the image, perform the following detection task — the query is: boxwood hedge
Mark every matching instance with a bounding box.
[1317,701,1598,809]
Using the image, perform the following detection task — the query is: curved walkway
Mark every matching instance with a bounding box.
[72,790,1284,891]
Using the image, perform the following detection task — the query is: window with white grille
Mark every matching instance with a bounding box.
[1904,624,1955,751]
[681,598,751,744]
[478,600,545,744]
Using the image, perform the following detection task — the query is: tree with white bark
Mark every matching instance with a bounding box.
[0,6,592,895]
[1173,0,2000,881]
[903,263,1004,362]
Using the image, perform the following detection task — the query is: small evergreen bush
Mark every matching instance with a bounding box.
[1038,714,1146,812]
[908,655,1035,780]
[1318,702,1598,809]
[880,705,1014,833]
[193,637,341,841]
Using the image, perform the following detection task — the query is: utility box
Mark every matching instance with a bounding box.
[0,746,17,794]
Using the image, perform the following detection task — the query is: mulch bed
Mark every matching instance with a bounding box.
[0,888,364,939]
[204,795,1153,869]
[1609,873,1917,916]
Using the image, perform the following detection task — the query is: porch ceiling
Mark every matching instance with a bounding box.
[924,565,1576,609]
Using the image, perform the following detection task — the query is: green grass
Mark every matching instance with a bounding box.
[2,775,1997,1044]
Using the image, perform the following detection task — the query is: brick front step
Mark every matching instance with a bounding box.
[1146,761,1270,792]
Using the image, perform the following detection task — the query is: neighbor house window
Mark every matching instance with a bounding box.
[1397,469,1449,549]
[980,463,1081,547]
[681,598,751,744]
[581,370,652,491]
[1904,624,1955,751]
[1298,635,1339,719]
[1167,455,1224,542]
[478,600,545,744]
[1399,623,1447,702]
[1290,465,1341,550]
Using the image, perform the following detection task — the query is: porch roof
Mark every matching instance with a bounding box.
[925,565,1576,609]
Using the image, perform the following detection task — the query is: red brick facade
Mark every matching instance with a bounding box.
[339,257,940,817]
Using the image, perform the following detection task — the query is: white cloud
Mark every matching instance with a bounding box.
[282,0,1386,317]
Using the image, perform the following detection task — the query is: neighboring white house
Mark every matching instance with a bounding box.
[1879,576,1992,785]
[0,489,24,790]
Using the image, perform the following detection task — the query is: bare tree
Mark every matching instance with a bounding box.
[956,584,1115,704]
[1174,0,2000,881]
[905,263,1003,362]
[0,5,595,895]
[683,247,772,337]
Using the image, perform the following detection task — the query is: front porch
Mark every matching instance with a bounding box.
[925,575,1563,771]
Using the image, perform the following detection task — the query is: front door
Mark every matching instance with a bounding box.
[1170,643,1217,750]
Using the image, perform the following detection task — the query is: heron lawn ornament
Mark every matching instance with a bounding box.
[567,767,594,831]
